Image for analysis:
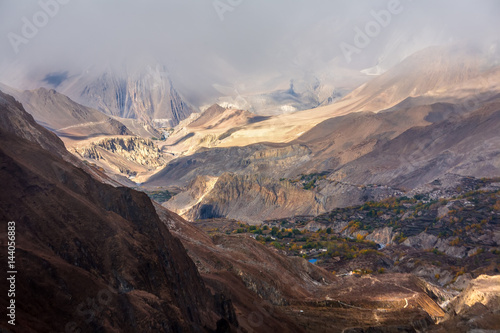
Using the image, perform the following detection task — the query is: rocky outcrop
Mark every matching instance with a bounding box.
[437,275,500,331]
[74,137,165,169]
[147,143,313,187]
[365,227,398,246]
[450,275,500,315]
[402,232,467,258]
[172,173,326,223]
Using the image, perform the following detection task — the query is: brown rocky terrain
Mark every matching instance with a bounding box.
[145,95,500,223]
[164,173,325,223]
[1,89,499,332]
[155,204,446,332]
[329,98,500,189]
[0,91,235,332]
[433,275,500,332]
[179,180,500,331]
[0,85,172,185]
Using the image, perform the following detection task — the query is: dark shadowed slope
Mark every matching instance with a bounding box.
[0,91,235,332]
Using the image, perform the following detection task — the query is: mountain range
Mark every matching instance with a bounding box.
[1,42,499,332]
[141,45,500,223]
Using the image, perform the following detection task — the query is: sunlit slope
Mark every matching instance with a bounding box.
[164,45,500,154]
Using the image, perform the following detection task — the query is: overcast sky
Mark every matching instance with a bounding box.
[1,0,499,104]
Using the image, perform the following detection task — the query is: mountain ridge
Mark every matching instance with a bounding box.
[0,91,236,332]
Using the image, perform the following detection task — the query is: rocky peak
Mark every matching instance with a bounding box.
[64,65,196,126]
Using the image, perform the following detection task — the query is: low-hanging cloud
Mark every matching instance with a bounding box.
[0,0,499,105]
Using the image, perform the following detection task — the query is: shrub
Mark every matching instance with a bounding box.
[271,242,283,250]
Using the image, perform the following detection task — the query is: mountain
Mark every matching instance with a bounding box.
[0,91,70,158]
[160,104,270,156]
[142,45,500,223]
[344,44,499,112]
[0,90,235,332]
[0,90,454,332]
[0,86,166,184]
[329,97,500,189]
[163,173,326,224]
[59,65,196,126]
[0,85,134,141]
[166,44,500,151]
[213,78,347,116]
[145,94,500,223]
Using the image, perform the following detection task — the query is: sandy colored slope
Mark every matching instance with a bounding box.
[159,104,270,155]
[163,96,366,156]
[164,45,500,155]
[328,98,500,189]
[0,85,134,146]
[219,46,500,147]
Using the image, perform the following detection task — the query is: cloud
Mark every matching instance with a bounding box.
[1,0,499,105]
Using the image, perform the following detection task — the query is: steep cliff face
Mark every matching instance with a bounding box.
[64,66,195,126]
[167,173,326,223]
[71,136,170,181]
[0,91,235,332]
[147,143,313,187]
